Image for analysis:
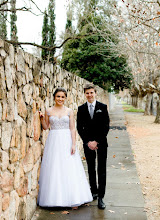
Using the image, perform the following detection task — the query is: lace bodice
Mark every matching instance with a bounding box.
[49,115,70,130]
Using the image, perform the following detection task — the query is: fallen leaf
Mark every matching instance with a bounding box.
[153,211,157,213]
[113,155,116,158]
[62,211,70,214]
[50,212,55,215]
[115,137,118,138]
[82,157,86,160]
[108,210,115,213]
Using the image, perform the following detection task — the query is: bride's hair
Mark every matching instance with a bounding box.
[53,87,67,99]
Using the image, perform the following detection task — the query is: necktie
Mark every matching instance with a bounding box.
[90,104,94,119]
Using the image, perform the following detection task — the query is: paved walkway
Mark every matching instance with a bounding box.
[32,104,147,220]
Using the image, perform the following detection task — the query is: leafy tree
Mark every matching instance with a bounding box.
[41,9,49,60]
[10,0,18,41]
[61,13,132,92]
[0,0,7,39]
[48,0,56,62]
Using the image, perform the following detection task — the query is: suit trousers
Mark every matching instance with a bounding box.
[83,143,107,198]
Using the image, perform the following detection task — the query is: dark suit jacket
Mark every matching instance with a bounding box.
[77,101,110,147]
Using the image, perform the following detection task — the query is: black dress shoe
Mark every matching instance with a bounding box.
[92,193,98,200]
[98,198,106,209]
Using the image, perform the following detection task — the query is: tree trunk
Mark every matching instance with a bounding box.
[132,95,138,108]
[137,96,143,109]
[144,93,153,115]
[154,95,160,123]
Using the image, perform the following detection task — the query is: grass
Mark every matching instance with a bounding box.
[122,102,144,113]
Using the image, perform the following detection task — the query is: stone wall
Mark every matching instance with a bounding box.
[0,38,109,220]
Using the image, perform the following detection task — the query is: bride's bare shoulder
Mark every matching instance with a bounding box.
[46,107,53,115]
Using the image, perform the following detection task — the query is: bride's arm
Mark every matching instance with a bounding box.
[39,110,50,130]
[69,109,76,155]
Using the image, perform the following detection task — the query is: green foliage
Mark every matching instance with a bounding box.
[0,11,7,39]
[122,104,144,113]
[48,0,56,62]
[41,0,56,62]
[42,10,49,60]
[10,0,18,41]
[61,14,132,91]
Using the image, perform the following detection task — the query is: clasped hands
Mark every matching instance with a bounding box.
[88,141,98,150]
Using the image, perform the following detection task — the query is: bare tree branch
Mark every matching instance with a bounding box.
[29,0,44,15]
[3,33,100,50]
[128,14,160,32]
[0,0,8,8]
[0,6,42,16]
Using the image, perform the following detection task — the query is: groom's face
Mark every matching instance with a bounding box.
[85,88,96,103]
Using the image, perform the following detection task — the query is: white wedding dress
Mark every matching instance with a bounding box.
[37,112,93,207]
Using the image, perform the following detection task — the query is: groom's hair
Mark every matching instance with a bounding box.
[84,84,97,93]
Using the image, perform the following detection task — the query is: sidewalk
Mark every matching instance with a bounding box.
[32,104,147,220]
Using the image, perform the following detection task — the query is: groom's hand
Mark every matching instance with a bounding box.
[88,141,98,150]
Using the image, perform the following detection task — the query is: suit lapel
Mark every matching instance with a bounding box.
[84,102,91,119]
[93,101,100,119]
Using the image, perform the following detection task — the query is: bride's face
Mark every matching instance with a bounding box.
[54,91,66,106]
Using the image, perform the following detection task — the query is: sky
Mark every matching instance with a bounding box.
[16,0,69,54]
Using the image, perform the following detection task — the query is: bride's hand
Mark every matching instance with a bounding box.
[71,146,76,155]
[39,111,44,119]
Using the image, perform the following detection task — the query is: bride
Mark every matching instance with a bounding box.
[37,87,93,208]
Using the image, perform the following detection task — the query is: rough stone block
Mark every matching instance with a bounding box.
[26,195,36,220]
[1,122,12,150]
[0,38,4,47]
[0,57,6,100]
[9,44,14,65]
[6,87,15,121]
[16,50,25,73]
[33,141,41,163]
[17,89,27,119]
[9,190,19,220]
[23,148,34,173]
[17,199,26,220]
[0,48,7,58]
[26,109,34,137]
[14,166,21,189]
[33,111,41,141]
[23,84,33,104]
[2,193,10,211]
[0,171,14,193]
[2,99,7,121]
[0,191,2,215]
[31,159,40,190]
[9,148,19,163]
[4,56,13,90]
[21,120,26,159]
[0,150,9,171]
[16,177,28,197]
[25,64,33,83]
[16,71,26,87]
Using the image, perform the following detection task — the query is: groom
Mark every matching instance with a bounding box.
[77,84,110,209]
